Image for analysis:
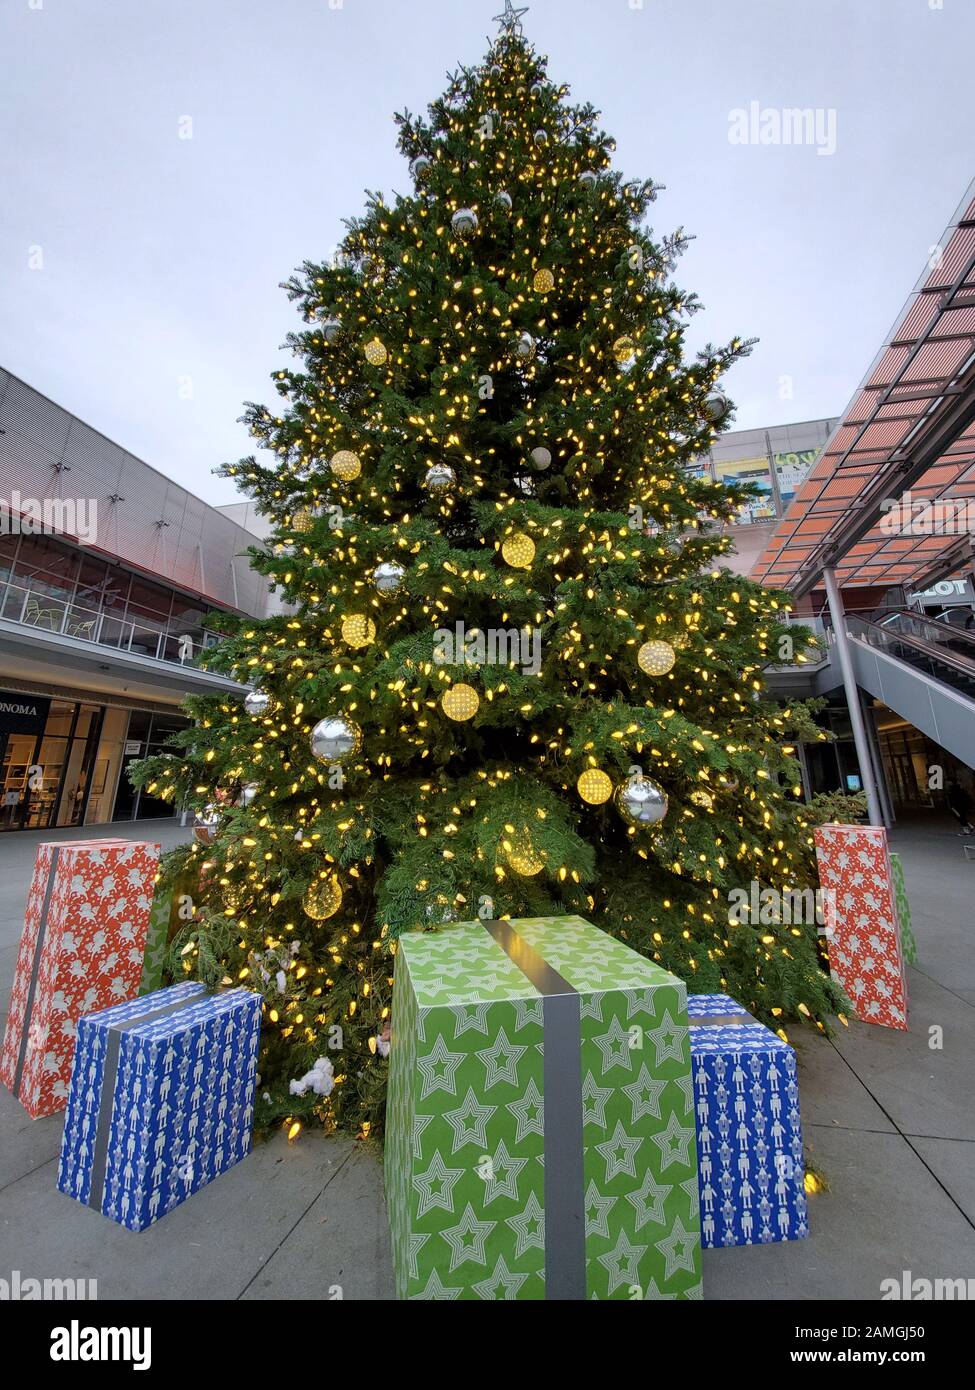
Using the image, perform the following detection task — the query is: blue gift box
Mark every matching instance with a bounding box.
[688,993,808,1249]
[57,982,262,1231]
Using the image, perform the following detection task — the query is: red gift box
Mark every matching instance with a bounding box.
[814,824,908,1030]
[0,838,160,1117]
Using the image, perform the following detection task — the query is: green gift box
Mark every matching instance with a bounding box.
[385,915,702,1300]
[138,864,199,996]
[889,852,917,965]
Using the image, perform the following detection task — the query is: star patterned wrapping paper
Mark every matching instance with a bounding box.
[814,823,909,1029]
[57,982,262,1231]
[0,839,160,1118]
[889,852,918,966]
[688,994,808,1248]
[385,915,702,1300]
[138,862,200,996]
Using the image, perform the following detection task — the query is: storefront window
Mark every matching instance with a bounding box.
[11,536,80,602]
[0,696,186,831]
[86,707,128,824]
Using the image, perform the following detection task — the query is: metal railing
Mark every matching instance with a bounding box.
[1,581,222,667]
[849,613,975,697]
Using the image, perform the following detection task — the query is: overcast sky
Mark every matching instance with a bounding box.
[2,0,973,506]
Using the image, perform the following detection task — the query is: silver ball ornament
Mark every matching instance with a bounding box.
[705,390,730,422]
[239,782,259,808]
[425,463,456,494]
[579,170,598,187]
[533,128,548,145]
[616,774,669,827]
[310,715,362,764]
[513,331,536,361]
[372,561,405,596]
[451,207,478,236]
[410,155,432,181]
[244,689,272,717]
[320,316,343,343]
[530,445,552,470]
[495,189,512,212]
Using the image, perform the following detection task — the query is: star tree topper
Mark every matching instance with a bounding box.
[494,1,529,36]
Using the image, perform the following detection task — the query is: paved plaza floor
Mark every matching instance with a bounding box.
[1,817,973,1299]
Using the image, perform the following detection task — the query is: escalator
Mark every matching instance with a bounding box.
[846,610,975,767]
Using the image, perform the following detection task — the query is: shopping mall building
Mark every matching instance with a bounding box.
[0,366,269,832]
[1,178,972,833]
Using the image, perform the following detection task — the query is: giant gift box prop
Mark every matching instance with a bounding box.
[386,915,702,1300]
[889,852,918,966]
[814,823,909,1029]
[688,993,808,1248]
[139,862,202,996]
[58,982,261,1230]
[0,838,160,1118]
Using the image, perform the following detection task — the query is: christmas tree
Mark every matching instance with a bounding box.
[133,3,844,1142]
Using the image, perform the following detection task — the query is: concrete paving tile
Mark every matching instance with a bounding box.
[909,1137,975,1227]
[0,1086,64,1190]
[830,970,975,1141]
[702,1127,975,1300]
[241,1145,395,1301]
[888,829,975,995]
[0,1130,356,1301]
[793,1034,896,1134]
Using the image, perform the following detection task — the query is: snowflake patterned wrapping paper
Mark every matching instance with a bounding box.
[814,823,909,1029]
[688,994,808,1249]
[889,852,918,966]
[0,838,161,1118]
[385,915,702,1300]
[57,982,262,1231]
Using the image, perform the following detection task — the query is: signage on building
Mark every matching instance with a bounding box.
[910,578,975,606]
[0,692,51,736]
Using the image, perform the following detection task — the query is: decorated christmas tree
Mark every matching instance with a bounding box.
[133,3,844,1141]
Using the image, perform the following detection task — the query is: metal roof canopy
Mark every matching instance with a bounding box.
[751,181,975,599]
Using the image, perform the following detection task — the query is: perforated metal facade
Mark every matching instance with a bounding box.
[0,367,270,617]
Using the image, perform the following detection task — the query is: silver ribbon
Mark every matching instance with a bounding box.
[690,1011,755,1027]
[13,845,62,1098]
[86,985,207,1210]
[482,920,586,1301]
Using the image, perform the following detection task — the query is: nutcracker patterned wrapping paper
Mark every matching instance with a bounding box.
[814,823,909,1029]
[57,982,261,1231]
[0,838,160,1118]
[688,994,808,1248]
[386,915,702,1300]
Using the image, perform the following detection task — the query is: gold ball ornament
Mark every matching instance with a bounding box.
[504,828,546,877]
[291,509,315,533]
[577,769,613,805]
[441,683,479,721]
[533,268,555,294]
[690,789,714,810]
[501,532,535,569]
[303,874,343,921]
[613,335,636,365]
[341,613,376,649]
[330,449,361,481]
[363,337,388,366]
[637,639,676,676]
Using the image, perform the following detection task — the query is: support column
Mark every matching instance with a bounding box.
[822,566,885,827]
[862,693,895,826]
